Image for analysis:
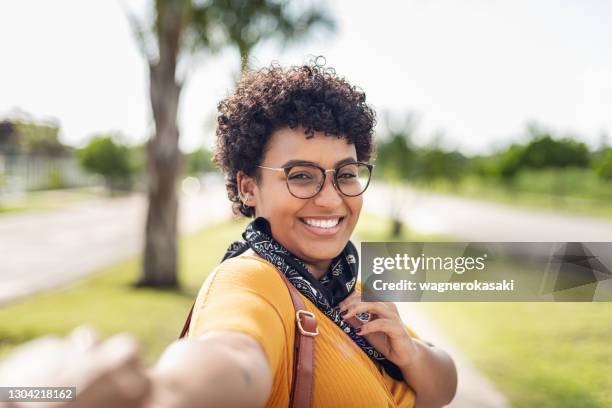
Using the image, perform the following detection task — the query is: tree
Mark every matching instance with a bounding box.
[194,0,335,72]
[78,135,135,192]
[0,121,19,154]
[416,137,467,183]
[125,0,335,288]
[374,113,420,238]
[375,133,417,238]
[1,120,66,156]
[497,125,590,180]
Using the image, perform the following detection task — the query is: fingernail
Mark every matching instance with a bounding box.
[356,327,362,334]
[340,310,347,316]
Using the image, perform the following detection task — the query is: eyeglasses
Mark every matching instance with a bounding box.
[257,162,373,199]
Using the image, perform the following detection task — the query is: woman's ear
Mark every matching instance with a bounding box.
[236,171,256,207]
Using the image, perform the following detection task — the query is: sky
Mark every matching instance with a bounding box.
[1,0,611,154]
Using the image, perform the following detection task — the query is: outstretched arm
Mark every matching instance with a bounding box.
[146,331,273,408]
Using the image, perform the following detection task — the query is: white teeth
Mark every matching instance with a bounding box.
[303,218,341,229]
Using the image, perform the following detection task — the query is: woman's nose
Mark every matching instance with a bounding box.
[313,174,343,208]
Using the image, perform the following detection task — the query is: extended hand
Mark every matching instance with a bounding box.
[0,326,151,408]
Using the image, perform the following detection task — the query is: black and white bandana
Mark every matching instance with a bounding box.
[223,217,404,381]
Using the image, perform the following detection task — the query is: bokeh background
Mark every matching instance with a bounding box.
[1,1,611,407]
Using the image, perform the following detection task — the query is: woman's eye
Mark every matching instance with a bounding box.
[288,173,312,180]
[338,172,356,179]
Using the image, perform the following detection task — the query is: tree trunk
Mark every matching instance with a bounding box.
[391,218,403,238]
[137,0,186,288]
[239,46,250,74]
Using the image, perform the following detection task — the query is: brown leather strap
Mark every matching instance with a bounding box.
[179,303,195,339]
[274,270,317,408]
[178,269,317,408]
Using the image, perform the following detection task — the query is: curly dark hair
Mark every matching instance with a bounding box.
[213,61,376,217]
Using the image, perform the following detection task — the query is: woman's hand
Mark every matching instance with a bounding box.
[338,290,419,368]
[0,326,151,408]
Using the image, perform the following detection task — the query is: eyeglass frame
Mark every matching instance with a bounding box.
[257,161,374,199]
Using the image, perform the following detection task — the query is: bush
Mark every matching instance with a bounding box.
[78,135,135,192]
[593,149,612,181]
[185,148,216,176]
[497,133,590,179]
[417,147,467,183]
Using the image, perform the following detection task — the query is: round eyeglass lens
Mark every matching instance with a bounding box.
[336,163,371,196]
[286,165,324,198]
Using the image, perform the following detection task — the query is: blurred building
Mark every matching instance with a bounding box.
[0,119,95,193]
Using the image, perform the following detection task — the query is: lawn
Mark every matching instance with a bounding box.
[420,302,612,408]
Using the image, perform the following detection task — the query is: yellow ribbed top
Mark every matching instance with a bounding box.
[188,254,417,407]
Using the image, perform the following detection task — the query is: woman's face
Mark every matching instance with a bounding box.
[240,127,363,270]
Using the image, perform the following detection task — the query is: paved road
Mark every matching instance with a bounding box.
[0,182,230,305]
[365,183,612,241]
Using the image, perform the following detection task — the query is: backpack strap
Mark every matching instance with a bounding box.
[178,269,317,408]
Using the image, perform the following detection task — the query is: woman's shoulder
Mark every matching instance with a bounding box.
[201,250,291,303]
[218,250,280,281]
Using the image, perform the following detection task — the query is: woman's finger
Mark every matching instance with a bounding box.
[342,301,397,320]
[358,318,406,337]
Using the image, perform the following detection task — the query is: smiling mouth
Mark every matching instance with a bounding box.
[300,217,343,227]
[298,217,345,235]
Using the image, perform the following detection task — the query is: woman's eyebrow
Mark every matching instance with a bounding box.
[334,157,359,166]
[280,157,357,167]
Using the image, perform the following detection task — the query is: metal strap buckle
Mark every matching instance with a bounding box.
[296,310,319,337]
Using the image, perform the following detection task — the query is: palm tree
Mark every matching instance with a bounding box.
[125,0,335,288]
[194,0,335,72]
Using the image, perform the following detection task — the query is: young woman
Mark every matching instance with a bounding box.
[152,63,457,408]
[0,64,456,408]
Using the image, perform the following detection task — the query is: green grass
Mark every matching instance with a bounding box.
[0,217,249,366]
[419,303,612,408]
[357,213,612,407]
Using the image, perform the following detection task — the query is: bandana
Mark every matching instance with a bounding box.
[223,216,404,381]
